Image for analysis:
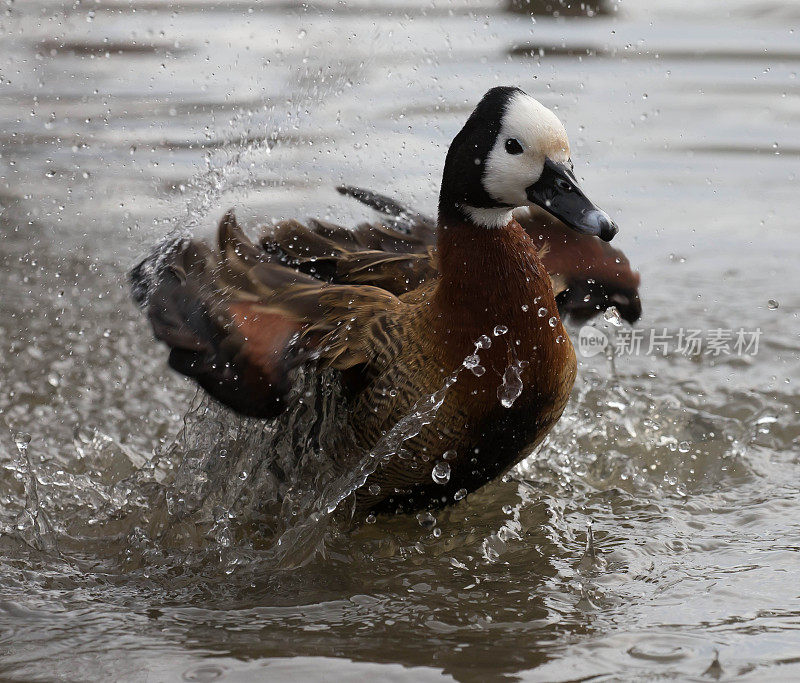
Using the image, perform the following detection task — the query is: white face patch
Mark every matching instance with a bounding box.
[480,93,571,211]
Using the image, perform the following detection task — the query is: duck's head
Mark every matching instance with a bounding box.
[439,86,618,241]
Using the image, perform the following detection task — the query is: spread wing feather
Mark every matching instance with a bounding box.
[130,211,405,417]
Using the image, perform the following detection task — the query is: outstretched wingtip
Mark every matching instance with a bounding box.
[218,208,240,239]
[217,207,262,262]
[334,185,412,219]
[128,236,188,309]
[128,258,150,308]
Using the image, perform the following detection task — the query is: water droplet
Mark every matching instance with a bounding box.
[454,488,467,501]
[13,432,31,452]
[432,527,442,538]
[548,316,558,328]
[368,483,381,495]
[603,306,623,327]
[537,307,548,317]
[365,513,377,524]
[442,450,457,461]
[497,359,526,408]
[767,299,779,310]
[417,511,436,529]
[493,324,508,336]
[462,353,485,376]
[431,461,451,485]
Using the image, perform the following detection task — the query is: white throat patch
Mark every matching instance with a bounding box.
[461,205,513,229]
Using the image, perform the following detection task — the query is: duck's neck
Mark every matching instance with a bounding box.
[433,210,559,333]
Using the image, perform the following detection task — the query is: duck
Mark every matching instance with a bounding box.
[130,86,639,519]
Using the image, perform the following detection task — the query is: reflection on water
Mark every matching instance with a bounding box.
[1,0,799,680]
[506,0,611,17]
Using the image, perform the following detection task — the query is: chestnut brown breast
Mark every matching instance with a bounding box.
[343,218,576,514]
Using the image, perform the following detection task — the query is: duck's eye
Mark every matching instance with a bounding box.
[504,138,524,155]
[555,177,572,191]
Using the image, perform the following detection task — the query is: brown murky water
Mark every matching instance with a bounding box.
[1,0,799,680]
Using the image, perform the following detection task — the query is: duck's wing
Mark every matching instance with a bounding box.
[258,207,439,297]
[332,185,642,322]
[335,185,436,246]
[130,212,405,418]
[218,185,439,300]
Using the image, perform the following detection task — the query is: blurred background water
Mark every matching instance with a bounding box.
[1,0,799,680]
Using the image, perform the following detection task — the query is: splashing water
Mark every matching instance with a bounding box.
[603,305,623,327]
[463,334,492,377]
[115,352,467,570]
[431,461,451,485]
[261,364,462,568]
[5,432,57,553]
[498,358,529,409]
[0,313,517,576]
